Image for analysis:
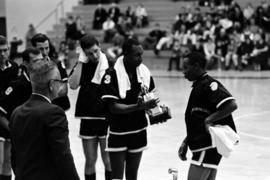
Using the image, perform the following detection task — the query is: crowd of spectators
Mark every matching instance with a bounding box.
[144,0,270,71]
[91,2,149,60]
[93,2,149,32]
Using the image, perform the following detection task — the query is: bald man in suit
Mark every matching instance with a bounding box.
[9,60,79,180]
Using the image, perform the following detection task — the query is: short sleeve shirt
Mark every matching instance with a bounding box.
[185,73,236,151]
[0,72,31,119]
[75,61,107,118]
[101,67,155,133]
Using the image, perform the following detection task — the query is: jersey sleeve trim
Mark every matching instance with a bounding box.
[0,107,7,115]
[216,97,235,109]
[101,95,119,100]
[190,146,213,152]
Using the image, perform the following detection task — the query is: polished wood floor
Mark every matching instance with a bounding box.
[66,70,270,180]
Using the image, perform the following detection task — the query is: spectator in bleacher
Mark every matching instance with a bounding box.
[215,28,229,69]
[173,13,185,33]
[142,23,166,50]
[254,3,270,31]
[168,40,181,71]
[108,2,121,24]
[102,16,116,43]
[107,30,125,60]
[125,5,136,27]
[247,18,260,37]
[225,35,239,70]
[175,24,189,45]
[204,36,217,69]
[243,2,255,25]
[203,20,216,40]
[134,3,148,28]
[192,7,204,24]
[227,3,244,27]
[154,29,176,56]
[115,15,129,38]
[65,15,77,48]
[250,33,269,70]
[75,16,86,40]
[25,24,37,48]
[93,3,108,30]
[238,34,254,70]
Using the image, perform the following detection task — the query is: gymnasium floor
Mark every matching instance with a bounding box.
[66,70,270,180]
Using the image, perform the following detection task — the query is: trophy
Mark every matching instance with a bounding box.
[141,85,171,125]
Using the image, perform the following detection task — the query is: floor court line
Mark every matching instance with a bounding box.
[234,111,270,180]
[234,111,270,141]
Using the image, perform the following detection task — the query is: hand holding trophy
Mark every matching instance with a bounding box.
[140,85,171,125]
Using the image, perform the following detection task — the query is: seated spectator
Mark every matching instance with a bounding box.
[103,16,116,43]
[134,3,148,28]
[225,36,239,70]
[215,28,230,69]
[243,2,255,25]
[203,20,216,40]
[250,33,269,70]
[75,16,86,40]
[142,23,166,50]
[238,34,254,70]
[168,40,181,71]
[154,29,175,55]
[115,15,129,38]
[125,5,136,27]
[204,36,218,69]
[108,2,121,23]
[93,3,108,30]
[107,31,125,60]
[65,15,77,48]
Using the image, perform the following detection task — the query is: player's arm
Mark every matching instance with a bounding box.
[178,136,188,161]
[107,97,159,114]
[205,99,237,130]
[68,61,82,90]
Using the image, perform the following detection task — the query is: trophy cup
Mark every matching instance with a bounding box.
[141,85,171,125]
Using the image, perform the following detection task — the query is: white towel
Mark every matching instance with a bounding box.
[114,56,151,99]
[209,125,240,158]
[78,49,109,85]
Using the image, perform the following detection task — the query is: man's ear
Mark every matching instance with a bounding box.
[48,80,53,92]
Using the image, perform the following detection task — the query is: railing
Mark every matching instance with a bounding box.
[35,0,65,30]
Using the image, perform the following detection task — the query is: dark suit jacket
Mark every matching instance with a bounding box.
[10,94,80,180]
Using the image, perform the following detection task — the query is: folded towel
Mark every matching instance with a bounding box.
[209,125,240,158]
[78,49,109,85]
[114,56,151,99]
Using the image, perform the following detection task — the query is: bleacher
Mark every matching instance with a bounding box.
[47,0,195,44]
[47,0,263,71]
